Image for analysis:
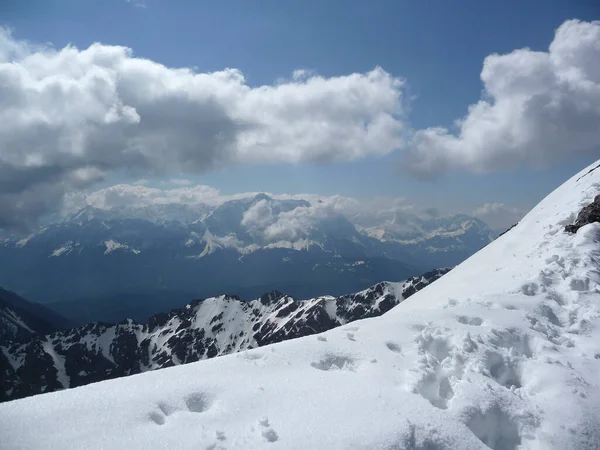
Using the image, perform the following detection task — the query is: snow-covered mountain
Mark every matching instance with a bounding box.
[1,160,598,449]
[0,268,449,402]
[0,195,493,323]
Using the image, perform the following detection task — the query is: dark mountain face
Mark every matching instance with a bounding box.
[0,288,73,342]
[0,268,450,403]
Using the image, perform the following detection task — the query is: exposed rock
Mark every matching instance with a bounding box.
[498,222,519,238]
[565,195,600,233]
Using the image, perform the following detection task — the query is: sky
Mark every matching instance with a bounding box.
[0,0,599,230]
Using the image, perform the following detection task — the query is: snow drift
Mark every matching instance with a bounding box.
[1,160,599,449]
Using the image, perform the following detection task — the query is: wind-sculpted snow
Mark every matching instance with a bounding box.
[0,269,448,402]
[1,160,600,449]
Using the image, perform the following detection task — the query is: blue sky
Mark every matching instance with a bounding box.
[0,0,599,229]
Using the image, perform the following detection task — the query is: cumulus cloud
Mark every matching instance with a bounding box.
[241,200,274,230]
[262,202,338,242]
[472,202,525,230]
[0,28,406,229]
[406,19,600,176]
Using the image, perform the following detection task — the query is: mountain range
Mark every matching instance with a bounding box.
[0,194,494,324]
[0,268,449,402]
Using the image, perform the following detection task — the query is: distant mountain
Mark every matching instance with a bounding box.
[0,288,73,342]
[0,268,450,402]
[0,194,493,322]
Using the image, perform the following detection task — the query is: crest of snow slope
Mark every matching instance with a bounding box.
[1,163,600,449]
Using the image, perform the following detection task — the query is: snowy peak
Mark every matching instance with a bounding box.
[0,268,449,402]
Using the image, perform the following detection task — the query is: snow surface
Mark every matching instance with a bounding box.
[1,161,600,449]
[40,340,70,389]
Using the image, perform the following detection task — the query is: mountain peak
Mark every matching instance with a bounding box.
[253,193,272,203]
[259,290,287,305]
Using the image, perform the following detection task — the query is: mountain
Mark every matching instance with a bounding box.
[0,195,494,323]
[1,160,598,449]
[0,288,72,342]
[0,268,449,403]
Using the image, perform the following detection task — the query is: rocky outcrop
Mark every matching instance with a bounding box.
[565,194,600,233]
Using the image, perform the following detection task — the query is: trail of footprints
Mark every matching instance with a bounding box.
[311,313,534,449]
[148,248,590,450]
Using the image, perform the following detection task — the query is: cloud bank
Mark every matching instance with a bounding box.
[0,28,405,229]
[405,19,600,175]
[1,19,599,229]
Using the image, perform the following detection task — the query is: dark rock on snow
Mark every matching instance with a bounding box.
[565,194,600,233]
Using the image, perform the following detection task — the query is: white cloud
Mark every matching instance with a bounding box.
[241,200,274,230]
[262,202,336,242]
[405,20,600,176]
[61,184,224,213]
[472,202,525,230]
[0,28,406,229]
[126,0,147,8]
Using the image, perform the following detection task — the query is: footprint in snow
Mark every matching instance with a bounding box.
[311,354,356,371]
[242,352,264,361]
[148,411,166,425]
[148,401,176,425]
[185,392,211,413]
[216,430,226,441]
[456,316,483,326]
[385,341,402,353]
[148,392,211,424]
[258,417,279,443]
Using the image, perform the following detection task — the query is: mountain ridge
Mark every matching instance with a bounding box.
[0,268,450,402]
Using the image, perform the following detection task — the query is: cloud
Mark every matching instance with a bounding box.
[68,183,444,236]
[240,198,335,242]
[472,202,525,230]
[62,184,223,213]
[0,28,406,229]
[126,0,147,8]
[241,200,274,230]
[405,19,600,176]
[262,202,337,242]
[168,178,194,186]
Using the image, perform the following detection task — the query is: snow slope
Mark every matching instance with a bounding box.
[1,269,448,402]
[1,161,600,449]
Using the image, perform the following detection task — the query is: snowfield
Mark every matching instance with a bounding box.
[1,161,600,449]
